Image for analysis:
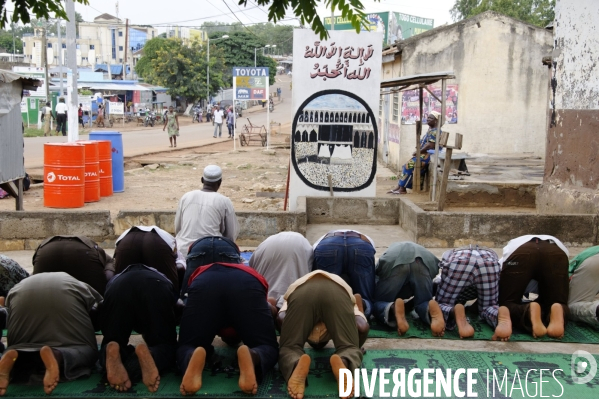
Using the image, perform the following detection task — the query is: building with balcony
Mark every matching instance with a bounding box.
[21,13,157,74]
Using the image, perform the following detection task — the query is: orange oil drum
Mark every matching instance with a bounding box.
[95,140,113,197]
[77,140,101,203]
[43,143,85,208]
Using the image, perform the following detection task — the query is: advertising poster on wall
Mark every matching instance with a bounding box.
[388,12,435,42]
[12,66,47,98]
[401,84,459,125]
[323,11,434,45]
[288,29,382,210]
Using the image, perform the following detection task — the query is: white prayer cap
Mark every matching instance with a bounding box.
[203,165,222,182]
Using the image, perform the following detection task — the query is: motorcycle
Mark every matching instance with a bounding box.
[268,99,274,112]
[192,109,202,123]
[144,111,155,127]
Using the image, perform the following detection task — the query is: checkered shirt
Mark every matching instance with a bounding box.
[436,246,501,329]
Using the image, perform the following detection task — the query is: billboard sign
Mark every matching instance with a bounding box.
[323,11,434,45]
[288,29,382,210]
[233,67,269,100]
[12,66,46,98]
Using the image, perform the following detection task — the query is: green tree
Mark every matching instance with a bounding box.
[450,0,555,27]
[211,31,277,86]
[247,23,294,55]
[0,0,88,29]
[0,30,22,53]
[137,38,226,102]
[135,37,180,82]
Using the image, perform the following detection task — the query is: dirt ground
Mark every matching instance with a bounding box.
[1,139,295,215]
[1,136,539,215]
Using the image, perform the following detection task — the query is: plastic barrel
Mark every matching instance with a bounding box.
[96,140,113,197]
[77,141,101,203]
[43,143,85,208]
[89,131,124,192]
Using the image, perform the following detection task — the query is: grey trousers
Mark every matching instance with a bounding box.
[568,253,599,326]
[278,276,363,381]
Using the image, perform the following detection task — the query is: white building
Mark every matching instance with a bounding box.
[22,13,157,70]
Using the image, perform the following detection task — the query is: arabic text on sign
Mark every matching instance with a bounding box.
[304,41,374,81]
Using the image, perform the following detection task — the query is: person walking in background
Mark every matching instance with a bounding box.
[213,106,224,138]
[78,104,85,129]
[226,106,234,138]
[55,98,68,136]
[96,104,105,127]
[42,102,54,137]
[205,104,212,123]
[163,106,180,148]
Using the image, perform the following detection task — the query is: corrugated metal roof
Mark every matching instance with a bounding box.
[0,69,43,90]
[78,81,151,91]
[380,71,455,89]
[94,64,131,75]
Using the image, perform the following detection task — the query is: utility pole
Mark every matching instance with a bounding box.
[123,18,129,79]
[41,25,50,102]
[66,0,79,141]
[11,21,15,62]
[57,19,64,97]
[331,8,335,30]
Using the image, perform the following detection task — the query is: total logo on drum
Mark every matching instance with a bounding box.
[46,172,81,182]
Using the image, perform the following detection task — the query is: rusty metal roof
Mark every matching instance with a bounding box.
[0,69,43,90]
[380,71,455,91]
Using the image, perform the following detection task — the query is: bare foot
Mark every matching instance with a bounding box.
[0,297,4,307]
[106,342,131,392]
[180,347,205,396]
[267,297,278,308]
[0,350,17,396]
[136,344,160,393]
[529,302,547,338]
[429,300,446,337]
[330,354,353,399]
[287,354,310,399]
[393,298,410,336]
[547,303,565,339]
[238,345,257,395]
[40,346,60,395]
[491,306,512,341]
[354,294,364,313]
[454,304,475,339]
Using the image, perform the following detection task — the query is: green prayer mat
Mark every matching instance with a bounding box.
[2,348,597,398]
[367,316,599,343]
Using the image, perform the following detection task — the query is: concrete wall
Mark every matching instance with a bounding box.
[398,198,598,248]
[0,211,112,251]
[380,12,552,173]
[0,208,307,250]
[306,197,400,225]
[538,0,599,214]
[1,197,598,249]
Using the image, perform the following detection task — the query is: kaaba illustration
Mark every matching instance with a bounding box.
[292,91,377,191]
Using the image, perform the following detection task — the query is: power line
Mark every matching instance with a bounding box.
[222,0,259,37]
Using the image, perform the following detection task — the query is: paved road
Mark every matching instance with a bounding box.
[24,75,293,169]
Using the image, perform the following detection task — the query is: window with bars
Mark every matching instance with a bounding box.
[393,92,399,122]
[379,96,383,116]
